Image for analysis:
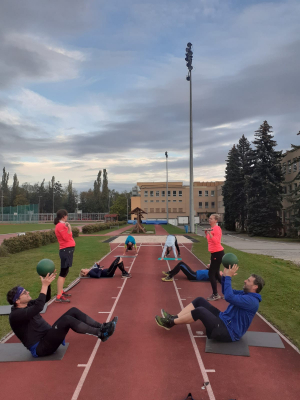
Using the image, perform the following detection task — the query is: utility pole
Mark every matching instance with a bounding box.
[38,196,42,222]
[1,190,3,222]
[165,151,169,224]
[185,42,194,233]
[127,197,128,222]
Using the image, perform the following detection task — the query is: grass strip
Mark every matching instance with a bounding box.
[162,224,185,235]
[0,237,110,339]
[192,237,300,349]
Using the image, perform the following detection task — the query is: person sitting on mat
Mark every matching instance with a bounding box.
[80,257,131,279]
[155,265,265,342]
[160,235,179,260]
[161,261,221,282]
[7,272,118,358]
[123,235,137,255]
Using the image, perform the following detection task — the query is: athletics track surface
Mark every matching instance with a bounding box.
[0,237,299,400]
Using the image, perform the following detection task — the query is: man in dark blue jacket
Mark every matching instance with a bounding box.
[155,265,265,342]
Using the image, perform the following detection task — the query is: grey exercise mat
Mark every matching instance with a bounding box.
[114,255,137,258]
[0,343,69,362]
[244,331,285,348]
[0,304,48,316]
[205,337,250,357]
[189,280,206,283]
[103,236,118,243]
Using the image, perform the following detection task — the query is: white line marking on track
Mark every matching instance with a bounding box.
[180,299,186,301]
[205,370,215,373]
[111,297,117,299]
[181,243,300,355]
[77,364,87,367]
[161,244,216,400]
[98,312,110,314]
[71,245,141,400]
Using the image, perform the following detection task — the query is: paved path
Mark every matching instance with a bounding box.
[197,230,300,265]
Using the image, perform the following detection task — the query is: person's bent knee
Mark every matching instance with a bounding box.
[59,267,69,278]
[191,307,205,321]
[192,296,205,308]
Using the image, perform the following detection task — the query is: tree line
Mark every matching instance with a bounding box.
[222,121,299,237]
[0,168,131,219]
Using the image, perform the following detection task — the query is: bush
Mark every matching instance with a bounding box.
[3,232,43,254]
[72,227,80,237]
[0,244,9,257]
[82,221,126,234]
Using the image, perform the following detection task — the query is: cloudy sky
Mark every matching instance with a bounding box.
[0,0,299,192]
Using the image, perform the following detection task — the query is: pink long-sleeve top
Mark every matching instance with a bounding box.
[206,225,224,253]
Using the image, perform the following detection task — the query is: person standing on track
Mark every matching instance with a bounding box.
[205,214,224,301]
[160,235,180,260]
[7,272,118,358]
[54,209,75,303]
[80,257,131,279]
[155,265,265,343]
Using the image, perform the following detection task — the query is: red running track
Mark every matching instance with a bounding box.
[154,224,168,235]
[0,242,299,400]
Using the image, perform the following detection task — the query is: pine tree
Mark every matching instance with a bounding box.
[236,135,253,231]
[222,145,241,231]
[101,169,109,212]
[11,173,19,205]
[247,121,284,236]
[64,180,78,212]
[1,167,10,206]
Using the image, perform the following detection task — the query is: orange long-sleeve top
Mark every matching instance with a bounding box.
[55,222,76,250]
[205,225,224,253]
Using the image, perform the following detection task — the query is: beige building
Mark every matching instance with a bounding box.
[281,146,300,225]
[131,181,224,223]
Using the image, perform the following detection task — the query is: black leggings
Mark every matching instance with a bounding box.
[36,308,102,357]
[191,297,232,342]
[105,258,126,277]
[209,250,224,295]
[168,262,196,280]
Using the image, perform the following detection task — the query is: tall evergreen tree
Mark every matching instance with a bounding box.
[222,145,241,231]
[11,173,20,205]
[236,135,254,231]
[102,169,109,212]
[247,121,284,236]
[1,167,10,206]
[64,180,77,212]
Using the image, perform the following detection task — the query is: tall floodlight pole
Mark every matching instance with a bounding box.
[165,151,169,223]
[38,196,42,222]
[185,42,194,233]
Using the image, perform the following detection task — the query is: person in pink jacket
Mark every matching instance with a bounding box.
[54,209,76,303]
[205,214,224,301]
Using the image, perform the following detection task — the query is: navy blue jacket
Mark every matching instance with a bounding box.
[219,276,262,341]
[88,264,108,278]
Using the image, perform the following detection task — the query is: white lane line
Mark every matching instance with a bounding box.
[98,312,110,314]
[180,299,186,301]
[71,245,140,400]
[111,297,117,299]
[181,243,300,355]
[77,364,87,367]
[161,245,216,400]
[177,288,182,289]
[206,370,215,373]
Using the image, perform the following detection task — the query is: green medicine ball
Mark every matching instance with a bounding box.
[222,253,239,269]
[36,259,55,277]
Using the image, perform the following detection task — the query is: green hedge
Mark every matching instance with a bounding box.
[82,221,126,234]
[0,227,79,256]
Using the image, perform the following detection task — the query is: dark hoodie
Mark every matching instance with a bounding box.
[219,276,262,341]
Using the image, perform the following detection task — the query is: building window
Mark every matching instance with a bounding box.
[156,208,160,212]
[178,208,183,212]
[199,202,202,208]
[294,183,298,190]
[179,190,182,197]
[156,200,159,203]
[198,190,202,196]
[161,208,165,212]
[293,162,297,172]
[168,208,171,212]
[283,186,287,194]
[173,208,177,212]
[288,161,292,173]
[150,191,154,197]
[144,191,148,197]
[168,200,171,202]
[211,190,215,196]
[289,184,292,193]
[162,200,165,202]
[150,200,154,203]
[173,191,176,196]
[150,208,154,213]
[179,200,182,203]
[156,191,160,197]
[162,190,165,197]
[211,202,215,207]
[205,191,208,197]
[145,200,148,203]
[144,207,148,212]
[168,190,171,197]
[282,163,286,174]
[173,200,176,202]
[205,202,209,208]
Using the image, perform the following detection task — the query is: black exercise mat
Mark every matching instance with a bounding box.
[103,236,118,243]
[244,331,285,348]
[0,343,69,362]
[80,276,114,279]
[189,280,206,283]
[183,235,199,243]
[0,304,48,316]
[114,255,137,258]
[205,337,250,357]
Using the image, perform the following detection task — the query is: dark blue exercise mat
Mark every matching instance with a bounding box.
[0,343,69,362]
[205,337,250,357]
[0,304,48,315]
[244,331,285,348]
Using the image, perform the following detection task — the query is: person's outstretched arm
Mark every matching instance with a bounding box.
[161,245,167,259]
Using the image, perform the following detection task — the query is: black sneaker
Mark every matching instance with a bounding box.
[62,291,71,297]
[161,309,177,320]
[99,317,118,342]
[121,271,132,279]
[155,315,174,330]
[55,295,70,303]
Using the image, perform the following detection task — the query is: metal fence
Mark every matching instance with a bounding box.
[0,213,107,223]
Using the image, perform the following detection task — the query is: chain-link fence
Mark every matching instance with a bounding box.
[0,211,107,223]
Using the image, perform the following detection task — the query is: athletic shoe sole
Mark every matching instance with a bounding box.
[162,271,169,276]
[121,275,132,279]
[55,298,70,303]
[155,316,170,331]
[161,277,173,282]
